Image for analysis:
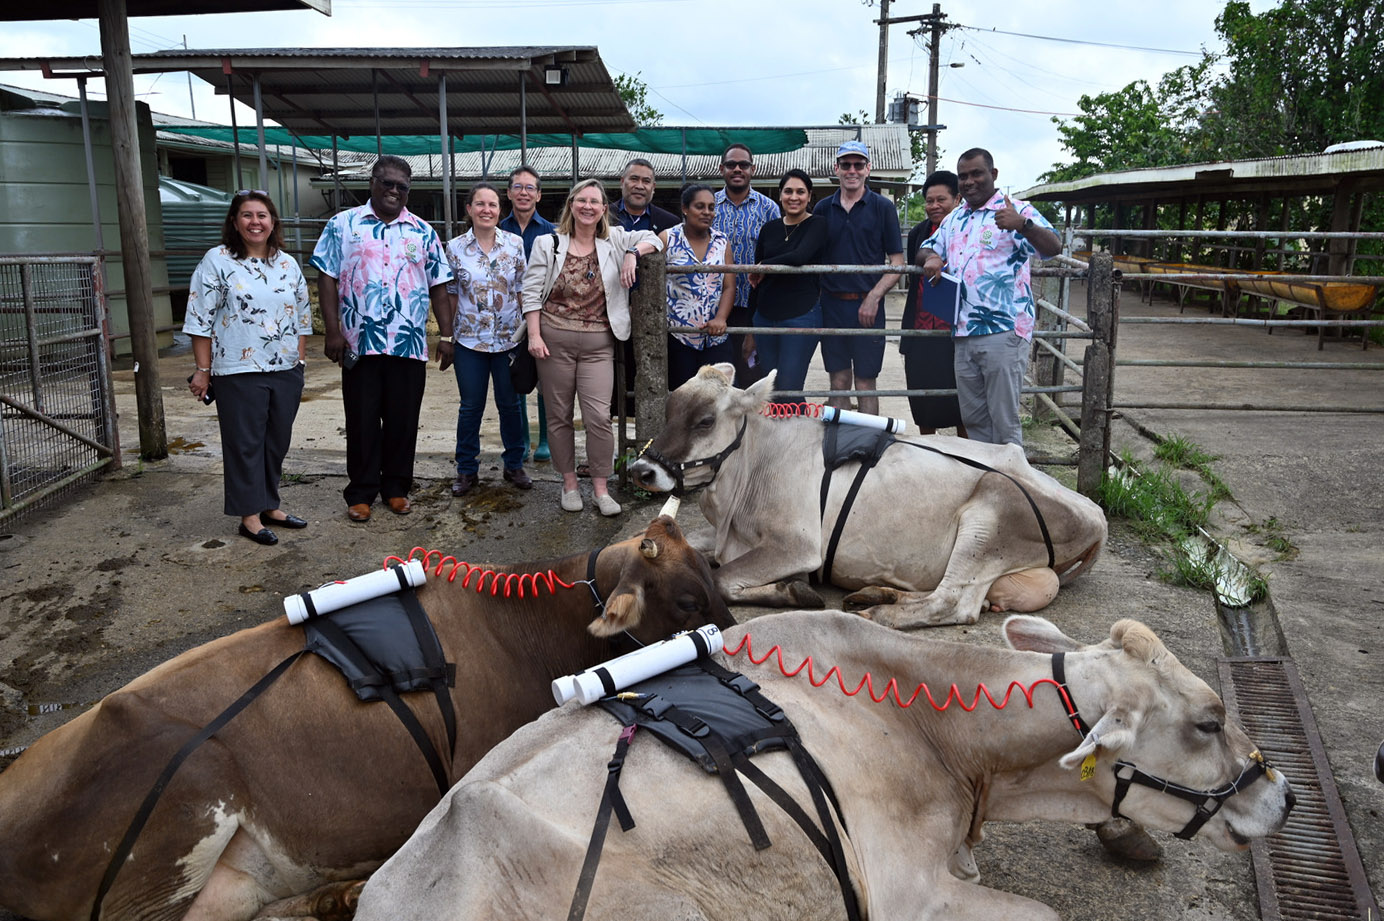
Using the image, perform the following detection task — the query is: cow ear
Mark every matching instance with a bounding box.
[1058,709,1138,769]
[704,362,736,385]
[744,369,778,405]
[589,587,642,638]
[1003,615,1081,653]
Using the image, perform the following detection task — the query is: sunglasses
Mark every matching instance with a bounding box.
[837,160,869,172]
[373,178,411,193]
[721,159,753,170]
[235,189,268,196]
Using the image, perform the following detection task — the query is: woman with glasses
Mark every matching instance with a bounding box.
[521,179,662,516]
[184,191,310,546]
[443,182,532,498]
[747,169,830,400]
[661,183,735,390]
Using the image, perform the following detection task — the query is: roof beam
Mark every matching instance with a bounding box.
[207,80,613,97]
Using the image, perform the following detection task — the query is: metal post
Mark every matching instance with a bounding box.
[90,260,120,469]
[98,0,167,459]
[925,1,941,174]
[330,134,340,212]
[630,251,669,468]
[1077,252,1116,496]
[20,266,45,414]
[373,68,382,158]
[875,0,890,123]
[291,144,301,256]
[519,72,528,166]
[681,127,688,183]
[253,74,268,192]
[572,132,580,183]
[439,72,453,241]
[227,72,242,191]
[76,78,106,255]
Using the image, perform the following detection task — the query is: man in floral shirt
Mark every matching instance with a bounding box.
[918,148,1061,446]
[312,156,454,521]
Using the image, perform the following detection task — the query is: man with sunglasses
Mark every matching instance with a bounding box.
[500,166,556,463]
[312,156,453,522]
[713,144,780,385]
[814,140,903,416]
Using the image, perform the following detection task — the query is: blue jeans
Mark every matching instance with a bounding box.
[753,303,821,398]
[453,345,525,475]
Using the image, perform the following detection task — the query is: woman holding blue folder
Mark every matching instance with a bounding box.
[901,170,967,436]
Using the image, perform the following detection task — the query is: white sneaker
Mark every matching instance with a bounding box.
[560,489,583,512]
[595,494,622,517]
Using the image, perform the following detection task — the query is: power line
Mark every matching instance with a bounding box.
[954,24,1205,57]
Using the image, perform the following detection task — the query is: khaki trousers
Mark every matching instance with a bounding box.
[537,319,616,478]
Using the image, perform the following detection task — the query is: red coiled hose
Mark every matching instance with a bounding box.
[383,547,577,598]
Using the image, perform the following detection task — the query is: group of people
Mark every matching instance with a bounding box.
[185,145,1058,545]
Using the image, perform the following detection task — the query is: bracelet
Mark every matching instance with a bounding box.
[195,366,211,373]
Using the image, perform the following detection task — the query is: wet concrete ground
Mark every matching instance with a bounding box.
[1,283,1380,919]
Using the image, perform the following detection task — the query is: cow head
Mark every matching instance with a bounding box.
[589,515,735,640]
[630,363,776,495]
[1005,615,1295,851]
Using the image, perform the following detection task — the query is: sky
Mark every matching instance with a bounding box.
[0,0,1277,193]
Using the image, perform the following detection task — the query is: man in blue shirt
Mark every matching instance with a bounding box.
[813,141,903,416]
[713,144,780,386]
[498,166,555,463]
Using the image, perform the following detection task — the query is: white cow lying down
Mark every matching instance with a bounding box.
[628,365,1108,627]
[355,612,1294,921]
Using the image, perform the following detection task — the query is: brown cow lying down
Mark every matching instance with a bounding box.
[0,516,732,921]
[629,365,1108,627]
[355,612,1294,921]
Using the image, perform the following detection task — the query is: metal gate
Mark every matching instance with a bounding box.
[0,256,119,529]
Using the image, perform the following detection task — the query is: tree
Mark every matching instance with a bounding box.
[613,72,664,126]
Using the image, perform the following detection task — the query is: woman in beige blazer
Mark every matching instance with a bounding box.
[522,178,662,515]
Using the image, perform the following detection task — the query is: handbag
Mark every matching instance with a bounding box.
[509,336,539,395]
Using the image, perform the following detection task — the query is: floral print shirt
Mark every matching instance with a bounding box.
[182,246,310,374]
[310,204,453,361]
[922,190,1054,340]
[665,224,730,349]
[444,229,526,352]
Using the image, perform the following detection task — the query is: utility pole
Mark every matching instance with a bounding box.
[925,3,943,173]
[875,0,891,124]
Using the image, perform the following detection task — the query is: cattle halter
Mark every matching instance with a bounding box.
[637,417,748,497]
[1050,651,1274,840]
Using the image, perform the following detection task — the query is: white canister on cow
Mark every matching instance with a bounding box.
[283,559,427,625]
[819,405,909,434]
[552,624,726,706]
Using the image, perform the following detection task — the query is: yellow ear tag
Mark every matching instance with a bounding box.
[1080,753,1097,781]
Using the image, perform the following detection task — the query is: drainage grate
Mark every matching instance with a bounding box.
[1219,657,1379,921]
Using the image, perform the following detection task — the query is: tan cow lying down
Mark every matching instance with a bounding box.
[0,516,732,921]
[628,364,1107,627]
[355,612,1294,921]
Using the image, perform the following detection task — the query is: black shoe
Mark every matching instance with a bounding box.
[503,467,534,489]
[451,473,478,496]
[238,523,279,546]
[261,511,308,529]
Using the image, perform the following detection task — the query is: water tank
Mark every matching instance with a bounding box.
[159,178,231,289]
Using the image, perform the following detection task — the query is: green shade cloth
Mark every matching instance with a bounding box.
[158,127,808,156]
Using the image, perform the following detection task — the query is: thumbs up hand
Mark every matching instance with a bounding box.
[994,193,1026,232]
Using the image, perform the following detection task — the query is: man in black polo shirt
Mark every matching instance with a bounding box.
[813,141,903,416]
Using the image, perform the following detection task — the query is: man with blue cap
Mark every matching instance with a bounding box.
[813,140,903,415]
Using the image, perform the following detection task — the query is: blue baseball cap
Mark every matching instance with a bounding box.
[836,140,870,161]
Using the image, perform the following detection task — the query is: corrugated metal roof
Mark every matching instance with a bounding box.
[1022,145,1384,202]
[318,124,913,187]
[0,0,326,20]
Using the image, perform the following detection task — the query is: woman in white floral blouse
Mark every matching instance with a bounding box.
[443,182,531,497]
[184,191,310,546]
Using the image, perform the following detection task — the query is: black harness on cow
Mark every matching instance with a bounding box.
[637,417,748,497]
[1049,652,1275,841]
[567,656,862,921]
[89,551,614,921]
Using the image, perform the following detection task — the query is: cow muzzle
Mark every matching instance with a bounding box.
[633,419,748,498]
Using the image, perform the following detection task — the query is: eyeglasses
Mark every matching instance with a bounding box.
[373,178,411,193]
[836,160,869,172]
[721,160,753,170]
[235,189,268,196]
[510,183,538,193]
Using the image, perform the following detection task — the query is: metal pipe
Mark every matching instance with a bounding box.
[253,74,268,191]
[519,72,527,166]
[1112,358,1384,370]
[439,73,453,241]
[1074,228,1384,241]
[330,134,340,211]
[1113,401,1383,414]
[662,262,1090,278]
[1121,317,1379,328]
[373,68,381,158]
[1036,297,1092,332]
[76,77,106,255]
[0,459,113,522]
[0,394,116,456]
[227,72,241,190]
[666,324,1090,340]
[1033,335,1081,374]
[20,265,45,414]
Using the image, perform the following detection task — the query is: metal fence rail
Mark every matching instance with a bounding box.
[0,257,118,529]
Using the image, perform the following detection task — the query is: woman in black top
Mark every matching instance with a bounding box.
[901,170,968,435]
[748,169,830,399]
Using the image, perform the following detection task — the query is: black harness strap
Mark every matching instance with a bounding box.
[89,650,306,921]
[310,618,452,798]
[399,589,458,752]
[567,725,638,921]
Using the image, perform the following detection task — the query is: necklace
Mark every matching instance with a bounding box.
[783,214,809,241]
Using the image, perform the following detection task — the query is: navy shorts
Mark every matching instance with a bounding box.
[820,293,887,379]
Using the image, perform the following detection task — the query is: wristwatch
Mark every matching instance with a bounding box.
[439,336,454,344]
[625,246,640,256]
[1021,218,1034,233]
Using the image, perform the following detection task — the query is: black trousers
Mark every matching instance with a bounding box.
[341,355,427,506]
[214,366,304,516]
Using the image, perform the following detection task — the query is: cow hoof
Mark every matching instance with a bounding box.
[783,580,825,608]
[844,586,902,607]
[1093,818,1163,862]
